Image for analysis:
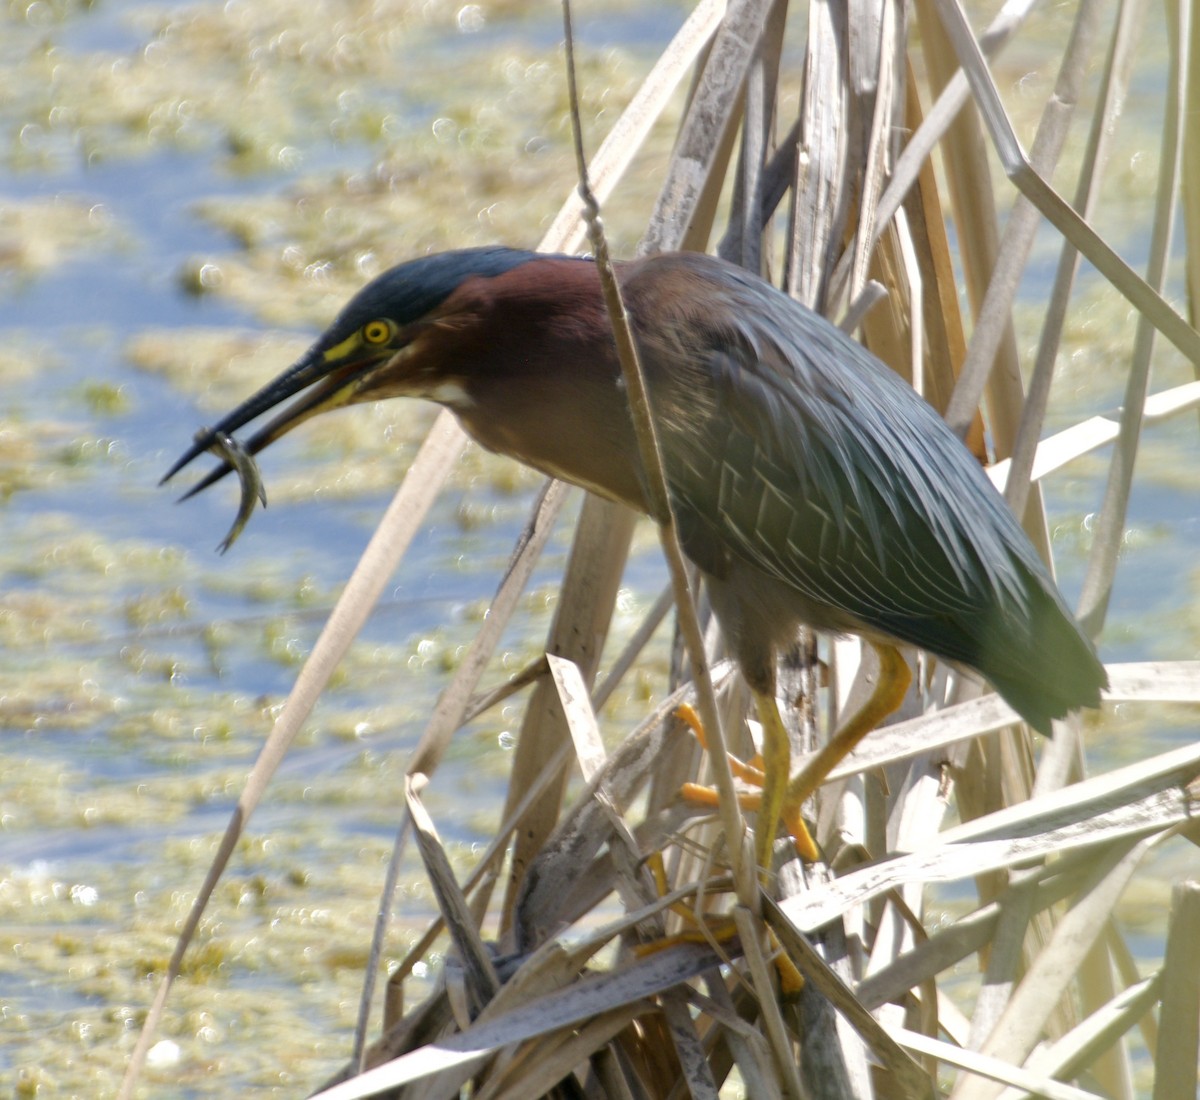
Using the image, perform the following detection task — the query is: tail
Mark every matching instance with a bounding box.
[973,574,1107,735]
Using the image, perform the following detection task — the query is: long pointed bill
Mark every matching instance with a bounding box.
[162,342,386,498]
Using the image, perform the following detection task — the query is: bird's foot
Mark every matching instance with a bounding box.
[675,703,820,864]
[634,852,805,995]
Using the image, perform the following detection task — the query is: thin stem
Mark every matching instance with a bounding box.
[561,0,754,904]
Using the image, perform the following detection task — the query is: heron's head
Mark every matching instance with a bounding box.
[161,246,541,495]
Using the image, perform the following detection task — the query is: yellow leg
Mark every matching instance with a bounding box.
[678,643,908,868]
[751,688,816,870]
[675,703,766,786]
[679,782,764,814]
[677,699,820,866]
[782,643,910,815]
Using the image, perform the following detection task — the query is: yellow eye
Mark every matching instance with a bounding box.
[363,319,393,345]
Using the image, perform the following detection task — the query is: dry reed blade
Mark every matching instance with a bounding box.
[789,653,1200,785]
[496,499,636,926]
[513,680,718,950]
[766,897,938,1099]
[588,1045,640,1100]
[788,0,850,311]
[731,904,806,1100]
[828,0,1035,314]
[381,738,575,1009]
[475,1005,652,1100]
[891,1026,1106,1100]
[914,0,1013,406]
[1075,0,1192,637]
[116,412,466,1100]
[994,974,1162,1100]
[644,0,777,256]
[965,869,1044,1051]
[1178,0,1200,331]
[857,855,1095,1011]
[661,989,722,1100]
[842,0,904,312]
[461,655,549,726]
[547,653,611,783]
[694,972,786,1100]
[1003,0,1152,519]
[718,0,785,272]
[1151,880,1200,1099]
[546,653,658,920]
[942,0,1107,457]
[405,777,501,1013]
[352,479,570,1066]
[989,381,1200,493]
[1103,919,1161,1055]
[898,65,979,442]
[309,944,723,1100]
[930,0,1200,372]
[544,0,729,256]
[950,835,1158,1100]
[783,741,1200,932]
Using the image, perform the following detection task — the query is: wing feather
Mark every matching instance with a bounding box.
[622,252,1105,730]
[638,262,1047,663]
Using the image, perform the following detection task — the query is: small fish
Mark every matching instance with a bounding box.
[196,428,267,554]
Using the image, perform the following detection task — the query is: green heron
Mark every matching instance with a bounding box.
[164,247,1107,866]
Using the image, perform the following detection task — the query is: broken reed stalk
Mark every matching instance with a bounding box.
[560,0,755,905]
